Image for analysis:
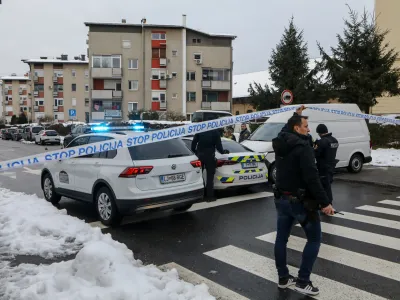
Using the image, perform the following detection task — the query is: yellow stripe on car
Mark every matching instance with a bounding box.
[233,168,264,174]
[217,176,235,183]
[227,155,265,163]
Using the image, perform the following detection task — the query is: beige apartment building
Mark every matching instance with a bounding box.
[85,16,236,122]
[1,74,31,123]
[373,0,400,115]
[22,55,90,123]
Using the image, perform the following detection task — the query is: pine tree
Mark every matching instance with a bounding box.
[318,6,400,113]
[10,115,18,125]
[18,112,28,124]
[248,82,278,110]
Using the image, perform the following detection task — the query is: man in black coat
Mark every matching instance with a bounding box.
[191,118,224,202]
[272,110,335,296]
[314,124,339,204]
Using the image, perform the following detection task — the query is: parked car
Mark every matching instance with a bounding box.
[182,137,268,190]
[41,131,205,226]
[241,103,372,183]
[35,130,61,145]
[63,125,91,147]
[2,128,17,140]
[1,129,7,138]
[22,126,44,141]
[11,129,24,141]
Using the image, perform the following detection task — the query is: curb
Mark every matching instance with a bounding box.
[334,176,400,190]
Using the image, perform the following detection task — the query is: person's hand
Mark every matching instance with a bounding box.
[296,105,306,115]
[313,144,318,149]
[321,204,335,215]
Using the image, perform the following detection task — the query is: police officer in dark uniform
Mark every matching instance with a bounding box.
[314,124,339,204]
[272,106,335,296]
[239,123,251,143]
[191,118,224,202]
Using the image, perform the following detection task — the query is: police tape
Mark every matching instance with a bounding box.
[0,106,297,172]
[0,105,398,173]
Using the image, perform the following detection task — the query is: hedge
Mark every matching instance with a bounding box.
[368,123,400,149]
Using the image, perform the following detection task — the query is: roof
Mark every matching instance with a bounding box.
[232,58,327,98]
[22,59,88,64]
[1,75,30,81]
[84,22,236,39]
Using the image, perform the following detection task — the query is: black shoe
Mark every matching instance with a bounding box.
[294,280,319,295]
[205,196,217,202]
[278,275,297,289]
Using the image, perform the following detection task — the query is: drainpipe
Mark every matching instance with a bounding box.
[182,14,187,117]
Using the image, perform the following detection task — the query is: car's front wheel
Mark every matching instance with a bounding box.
[348,153,363,173]
[269,164,277,184]
[42,173,61,205]
[95,186,122,226]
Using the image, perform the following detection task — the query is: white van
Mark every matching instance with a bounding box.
[241,104,372,183]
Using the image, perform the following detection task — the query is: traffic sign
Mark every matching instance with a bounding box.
[281,90,293,105]
[69,109,76,117]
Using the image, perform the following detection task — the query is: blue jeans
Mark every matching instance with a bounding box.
[274,196,321,282]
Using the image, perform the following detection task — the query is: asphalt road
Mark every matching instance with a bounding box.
[1,138,400,300]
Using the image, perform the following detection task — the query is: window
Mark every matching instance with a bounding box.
[85,84,89,92]
[35,100,44,106]
[172,50,178,57]
[172,72,177,78]
[151,48,166,59]
[92,55,121,68]
[151,33,166,40]
[72,84,76,92]
[128,102,138,112]
[84,69,89,78]
[219,140,253,154]
[112,55,121,68]
[128,139,192,161]
[34,84,44,91]
[53,70,63,77]
[72,69,76,77]
[128,59,138,69]
[151,69,160,80]
[186,72,195,81]
[194,53,202,60]
[86,136,117,159]
[192,38,201,44]
[53,84,63,92]
[187,92,196,102]
[122,40,131,49]
[129,80,139,91]
[248,123,286,142]
[72,98,76,106]
[85,98,89,106]
[160,93,166,102]
[202,68,231,81]
[67,136,90,149]
[54,99,63,106]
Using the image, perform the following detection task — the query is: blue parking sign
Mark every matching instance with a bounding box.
[69,109,76,117]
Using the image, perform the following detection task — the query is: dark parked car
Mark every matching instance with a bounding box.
[63,125,90,147]
[11,129,24,141]
[2,128,17,140]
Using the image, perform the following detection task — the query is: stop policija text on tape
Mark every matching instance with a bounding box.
[0,105,398,172]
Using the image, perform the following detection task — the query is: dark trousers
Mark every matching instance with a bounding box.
[274,196,321,282]
[198,152,216,198]
[320,172,333,203]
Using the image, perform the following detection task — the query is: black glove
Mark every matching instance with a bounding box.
[223,149,230,154]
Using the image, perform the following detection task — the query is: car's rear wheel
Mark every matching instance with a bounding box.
[42,173,61,205]
[348,153,363,173]
[269,164,277,184]
[173,204,193,212]
[95,186,122,226]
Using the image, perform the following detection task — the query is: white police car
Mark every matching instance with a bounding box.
[41,126,204,226]
[182,137,268,189]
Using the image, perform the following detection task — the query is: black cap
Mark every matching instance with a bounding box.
[316,124,328,134]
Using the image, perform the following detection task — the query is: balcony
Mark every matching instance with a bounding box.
[160,79,167,89]
[91,68,122,78]
[33,91,39,96]
[92,90,112,99]
[33,76,38,82]
[53,106,58,112]
[112,90,122,98]
[53,76,58,82]
[160,58,167,67]
[53,91,58,97]
[202,80,230,91]
[160,101,167,109]
[34,106,39,112]
[201,102,231,111]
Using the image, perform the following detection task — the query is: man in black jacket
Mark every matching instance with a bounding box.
[239,123,251,143]
[272,111,335,296]
[314,124,339,204]
[191,121,224,202]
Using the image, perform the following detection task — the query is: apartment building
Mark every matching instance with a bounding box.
[22,55,89,123]
[85,16,236,121]
[0,80,3,119]
[1,74,31,123]
[373,0,400,114]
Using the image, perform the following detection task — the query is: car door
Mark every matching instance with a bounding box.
[72,135,110,195]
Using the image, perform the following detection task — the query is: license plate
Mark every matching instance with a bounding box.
[160,173,186,184]
[242,162,258,169]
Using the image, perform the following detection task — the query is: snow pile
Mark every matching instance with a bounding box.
[20,139,35,144]
[370,148,400,167]
[0,188,214,299]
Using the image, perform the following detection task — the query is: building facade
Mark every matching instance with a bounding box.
[0,80,3,119]
[85,17,236,122]
[373,0,400,115]
[1,74,31,123]
[22,55,89,123]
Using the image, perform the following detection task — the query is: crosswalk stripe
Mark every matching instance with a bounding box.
[378,200,400,207]
[204,245,386,300]
[332,211,400,230]
[296,222,400,251]
[159,262,249,300]
[257,232,400,282]
[356,205,400,217]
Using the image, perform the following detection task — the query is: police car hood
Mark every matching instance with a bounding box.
[272,132,308,157]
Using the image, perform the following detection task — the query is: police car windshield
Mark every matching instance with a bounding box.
[249,123,285,142]
[220,140,254,153]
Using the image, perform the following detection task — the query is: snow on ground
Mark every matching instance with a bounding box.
[0,188,214,300]
[20,139,35,144]
[370,148,400,167]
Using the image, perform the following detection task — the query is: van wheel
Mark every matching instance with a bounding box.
[173,204,193,212]
[42,173,62,205]
[269,164,277,184]
[95,186,122,226]
[348,154,363,173]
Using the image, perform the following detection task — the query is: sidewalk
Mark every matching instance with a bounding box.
[334,165,400,189]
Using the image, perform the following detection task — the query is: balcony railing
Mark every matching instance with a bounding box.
[112,90,122,98]
[160,79,167,89]
[91,68,122,78]
[92,90,112,99]
[202,80,230,90]
[201,102,231,111]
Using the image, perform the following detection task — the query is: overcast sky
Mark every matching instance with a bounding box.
[0,0,374,77]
